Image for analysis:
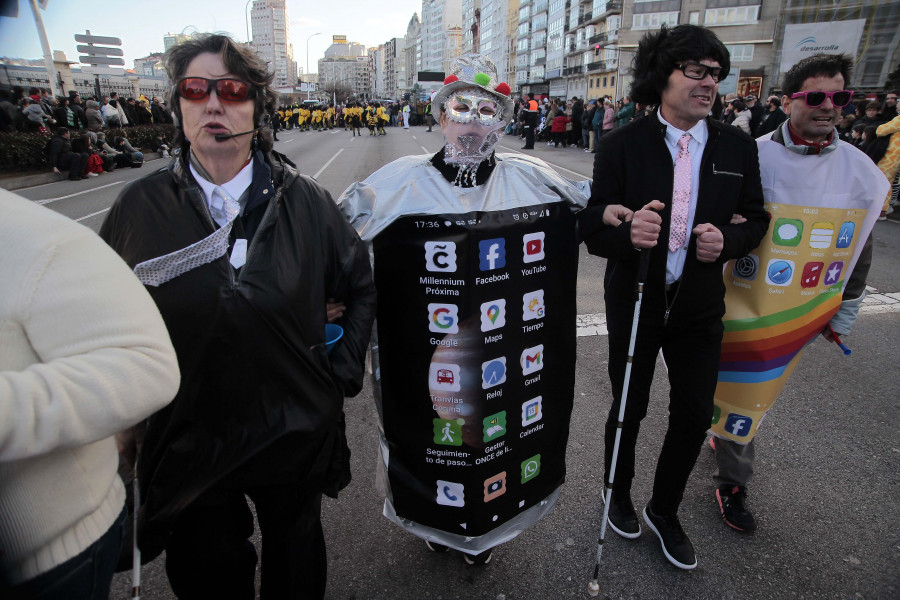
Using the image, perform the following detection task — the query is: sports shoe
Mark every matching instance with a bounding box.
[716,486,757,533]
[643,502,697,570]
[604,490,641,539]
[463,549,492,566]
[425,540,449,553]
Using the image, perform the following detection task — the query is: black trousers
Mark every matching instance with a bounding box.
[58,151,88,179]
[165,481,325,600]
[603,291,722,515]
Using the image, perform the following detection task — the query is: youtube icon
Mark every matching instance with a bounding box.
[522,232,545,263]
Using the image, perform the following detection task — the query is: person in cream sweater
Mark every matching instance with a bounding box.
[0,188,180,598]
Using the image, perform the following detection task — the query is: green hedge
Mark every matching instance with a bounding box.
[0,124,178,173]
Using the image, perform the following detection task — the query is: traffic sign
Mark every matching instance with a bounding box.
[74,33,122,45]
[79,55,125,66]
[77,45,123,56]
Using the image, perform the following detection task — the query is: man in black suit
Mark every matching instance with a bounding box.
[577,25,769,570]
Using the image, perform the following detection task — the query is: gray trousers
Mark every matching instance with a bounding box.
[713,437,756,489]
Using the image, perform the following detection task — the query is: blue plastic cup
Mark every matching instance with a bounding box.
[325,323,344,354]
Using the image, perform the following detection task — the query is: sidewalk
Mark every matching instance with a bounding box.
[0,152,164,191]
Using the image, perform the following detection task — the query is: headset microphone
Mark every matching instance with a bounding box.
[214,128,258,142]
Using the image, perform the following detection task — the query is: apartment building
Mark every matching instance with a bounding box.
[464,0,520,85]
[405,13,422,90]
[250,0,298,87]
[421,0,464,73]
[319,39,372,99]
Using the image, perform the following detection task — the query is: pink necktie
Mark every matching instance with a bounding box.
[669,133,692,252]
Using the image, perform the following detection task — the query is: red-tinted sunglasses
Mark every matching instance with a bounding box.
[790,90,852,108]
[177,77,256,102]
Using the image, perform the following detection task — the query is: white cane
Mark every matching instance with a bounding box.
[131,463,141,599]
[588,248,651,596]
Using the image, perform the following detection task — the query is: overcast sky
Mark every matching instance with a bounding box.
[0,0,423,73]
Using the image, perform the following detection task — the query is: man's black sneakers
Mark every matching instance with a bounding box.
[643,502,697,570]
[604,490,641,539]
[716,486,757,533]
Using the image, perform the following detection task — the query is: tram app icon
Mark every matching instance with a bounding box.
[522,232,545,263]
[480,299,506,332]
[481,358,507,389]
[428,303,459,334]
[429,362,461,392]
[483,472,507,502]
[732,254,758,281]
[425,241,457,272]
[436,480,465,507]
[522,396,543,426]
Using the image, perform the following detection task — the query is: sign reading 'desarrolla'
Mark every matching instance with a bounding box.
[373,202,578,539]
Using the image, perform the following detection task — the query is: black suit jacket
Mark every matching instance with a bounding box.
[578,111,769,320]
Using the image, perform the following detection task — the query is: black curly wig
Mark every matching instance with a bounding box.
[630,25,731,106]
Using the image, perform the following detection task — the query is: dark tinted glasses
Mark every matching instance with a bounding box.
[177,77,256,102]
[677,61,723,83]
[790,90,852,108]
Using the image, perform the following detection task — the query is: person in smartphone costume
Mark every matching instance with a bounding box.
[339,54,591,565]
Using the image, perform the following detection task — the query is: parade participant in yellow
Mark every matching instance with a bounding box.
[292,103,301,129]
[326,104,335,129]
[375,102,388,136]
[311,106,322,131]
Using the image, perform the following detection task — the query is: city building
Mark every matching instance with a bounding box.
[133,53,166,78]
[162,33,189,52]
[564,0,622,101]
[318,37,373,100]
[420,0,464,73]
[464,0,519,86]
[250,0,298,87]
[404,13,422,89]
[384,37,407,99]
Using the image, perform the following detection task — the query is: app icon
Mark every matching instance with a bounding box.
[772,218,803,246]
[521,345,544,375]
[434,418,464,446]
[425,241,457,272]
[521,454,541,483]
[522,396,543,427]
[478,238,506,271]
[836,222,855,248]
[809,222,834,249]
[733,254,758,281]
[480,299,506,332]
[428,303,459,334]
[482,411,507,442]
[724,413,753,437]
[429,362,461,392]
[823,261,844,286]
[522,289,545,321]
[481,358,507,389]
[436,480,465,507]
[765,259,794,286]
[711,404,721,425]
[800,262,824,288]
[522,232,545,263]
[483,472,507,502]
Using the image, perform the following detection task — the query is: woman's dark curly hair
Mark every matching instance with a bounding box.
[630,25,731,106]
[164,33,276,153]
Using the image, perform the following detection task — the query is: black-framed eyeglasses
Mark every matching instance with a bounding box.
[176,77,256,102]
[677,61,723,83]
[790,90,853,108]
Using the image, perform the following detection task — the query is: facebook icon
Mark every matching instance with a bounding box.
[724,413,753,437]
[478,238,506,271]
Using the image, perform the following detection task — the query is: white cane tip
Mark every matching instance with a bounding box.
[587,580,600,596]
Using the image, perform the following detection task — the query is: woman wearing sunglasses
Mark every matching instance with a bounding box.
[99,33,376,600]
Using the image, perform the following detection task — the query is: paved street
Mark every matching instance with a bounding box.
[14,125,899,599]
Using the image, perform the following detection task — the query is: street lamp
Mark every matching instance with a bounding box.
[245,0,253,44]
[306,32,322,99]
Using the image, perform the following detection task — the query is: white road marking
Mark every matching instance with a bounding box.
[76,207,111,222]
[421,146,429,153]
[313,149,344,179]
[37,181,125,205]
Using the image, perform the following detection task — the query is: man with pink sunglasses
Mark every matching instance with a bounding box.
[710,54,889,534]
